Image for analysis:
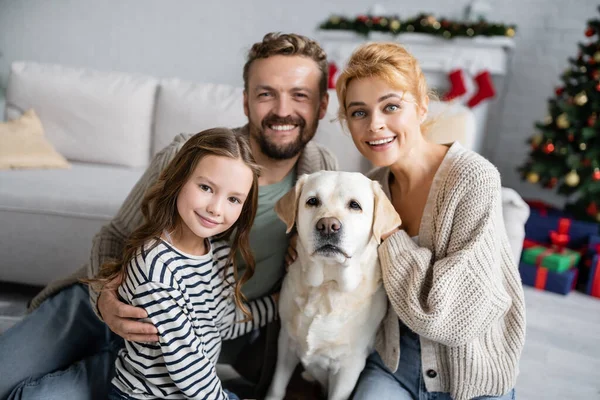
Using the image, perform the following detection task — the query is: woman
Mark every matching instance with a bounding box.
[335,42,526,400]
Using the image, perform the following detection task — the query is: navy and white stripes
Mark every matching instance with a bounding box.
[113,238,276,400]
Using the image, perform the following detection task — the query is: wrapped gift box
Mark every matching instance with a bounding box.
[519,262,578,295]
[585,255,600,298]
[521,245,580,273]
[525,211,599,249]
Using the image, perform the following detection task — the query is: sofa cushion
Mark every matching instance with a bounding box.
[0,162,145,218]
[153,79,247,155]
[425,101,476,151]
[6,62,158,168]
[0,109,70,170]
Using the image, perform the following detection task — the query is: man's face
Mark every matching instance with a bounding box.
[244,55,329,160]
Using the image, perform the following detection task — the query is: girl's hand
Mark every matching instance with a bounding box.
[285,233,298,270]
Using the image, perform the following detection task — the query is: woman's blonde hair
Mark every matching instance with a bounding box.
[335,42,437,132]
[84,128,260,319]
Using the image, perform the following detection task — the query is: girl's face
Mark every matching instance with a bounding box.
[344,77,427,167]
[176,155,254,242]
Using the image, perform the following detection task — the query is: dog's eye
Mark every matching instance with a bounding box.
[306,197,320,207]
[348,200,362,211]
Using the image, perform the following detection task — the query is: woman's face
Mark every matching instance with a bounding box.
[344,77,427,167]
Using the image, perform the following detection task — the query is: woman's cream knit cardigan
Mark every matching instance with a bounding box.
[371,142,526,400]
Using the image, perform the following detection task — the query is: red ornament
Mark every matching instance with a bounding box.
[596,82,600,91]
[356,15,369,23]
[587,202,598,216]
[585,27,595,37]
[568,133,575,142]
[589,115,598,127]
[555,87,564,96]
[546,177,558,188]
[593,168,600,181]
[593,70,600,80]
[543,143,555,154]
[372,17,382,24]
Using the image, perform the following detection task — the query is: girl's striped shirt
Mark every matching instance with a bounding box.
[112,238,276,399]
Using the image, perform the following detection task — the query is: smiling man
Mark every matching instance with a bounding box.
[0,32,338,400]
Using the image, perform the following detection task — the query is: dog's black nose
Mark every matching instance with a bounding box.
[316,217,342,235]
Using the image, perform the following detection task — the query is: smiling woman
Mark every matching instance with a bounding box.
[335,43,526,400]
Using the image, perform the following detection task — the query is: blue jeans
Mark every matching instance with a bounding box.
[352,322,515,400]
[108,384,241,400]
[0,284,123,400]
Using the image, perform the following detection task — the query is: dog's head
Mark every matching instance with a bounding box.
[275,171,401,264]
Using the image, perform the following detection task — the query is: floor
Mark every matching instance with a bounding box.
[1,283,599,399]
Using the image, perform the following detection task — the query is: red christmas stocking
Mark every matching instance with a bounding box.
[467,70,496,108]
[328,61,338,89]
[442,69,467,101]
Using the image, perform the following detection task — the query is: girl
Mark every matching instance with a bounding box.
[87,128,277,400]
[334,43,526,400]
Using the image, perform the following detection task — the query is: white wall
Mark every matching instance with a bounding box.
[0,0,597,205]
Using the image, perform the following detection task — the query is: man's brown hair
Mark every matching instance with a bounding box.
[243,32,329,97]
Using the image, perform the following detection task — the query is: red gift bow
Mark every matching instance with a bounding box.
[549,218,571,251]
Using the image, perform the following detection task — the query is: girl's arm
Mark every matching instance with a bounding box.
[379,169,514,347]
[131,281,230,400]
[219,293,278,341]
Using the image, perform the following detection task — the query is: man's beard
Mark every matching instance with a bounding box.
[249,113,318,160]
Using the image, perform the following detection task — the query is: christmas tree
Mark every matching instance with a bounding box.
[519,7,600,222]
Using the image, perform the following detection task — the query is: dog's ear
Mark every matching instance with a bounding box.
[371,180,402,244]
[275,174,308,233]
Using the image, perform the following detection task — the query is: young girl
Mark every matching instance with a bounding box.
[87,128,277,400]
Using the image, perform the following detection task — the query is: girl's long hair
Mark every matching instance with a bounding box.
[84,128,260,318]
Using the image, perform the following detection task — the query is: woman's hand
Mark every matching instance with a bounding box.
[98,285,159,343]
[285,233,298,269]
[381,225,402,242]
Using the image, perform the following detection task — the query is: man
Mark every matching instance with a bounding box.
[0,32,337,399]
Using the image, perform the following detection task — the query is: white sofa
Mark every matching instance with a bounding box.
[0,61,529,286]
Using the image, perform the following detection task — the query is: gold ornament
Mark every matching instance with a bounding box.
[390,19,401,31]
[580,66,587,73]
[574,92,588,106]
[544,115,553,125]
[565,170,580,187]
[594,51,600,63]
[407,24,415,32]
[531,133,543,145]
[329,15,341,24]
[506,28,515,37]
[433,21,441,30]
[526,172,540,183]
[467,28,475,36]
[580,142,587,150]
[556,113,570,129]
[379,18,389,27]
[596,213,600,223]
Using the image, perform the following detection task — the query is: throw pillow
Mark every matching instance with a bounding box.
[0,109,70,169]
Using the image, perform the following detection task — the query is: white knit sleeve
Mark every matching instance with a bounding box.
[378,169,513,347]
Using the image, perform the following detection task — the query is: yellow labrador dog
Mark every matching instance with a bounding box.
[265,171,401,400]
